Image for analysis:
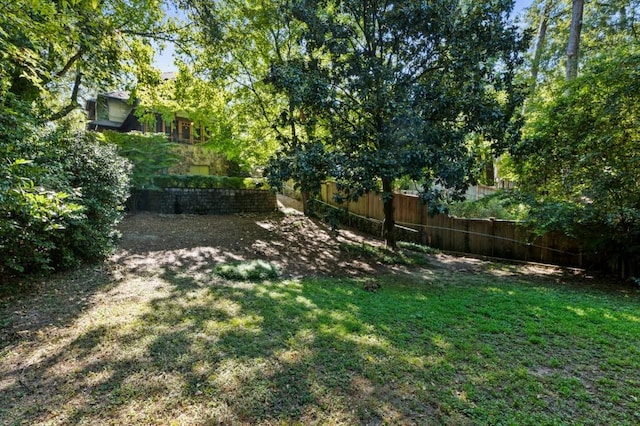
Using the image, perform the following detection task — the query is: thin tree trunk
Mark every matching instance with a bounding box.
[566,0,584,81]
[46,67,82,122]
[531,0,553,92]
[382,177,396,248]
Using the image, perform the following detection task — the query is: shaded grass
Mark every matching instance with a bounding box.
[1,265,639,425]
[397,240,440,254]
[339,241,431,266]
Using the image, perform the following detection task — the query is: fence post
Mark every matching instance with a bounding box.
[490,217,495,257]
[418,200,424,245]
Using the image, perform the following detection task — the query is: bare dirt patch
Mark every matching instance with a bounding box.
[113,208,384,279]
[112,196,582,282]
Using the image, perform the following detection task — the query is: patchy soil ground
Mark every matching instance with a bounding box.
[1,197,637,425]
[113,207,381,279]
[112,195,575,281]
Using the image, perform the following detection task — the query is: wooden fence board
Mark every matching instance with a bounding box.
[317,183,583,268]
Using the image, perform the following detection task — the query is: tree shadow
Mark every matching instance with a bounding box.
[0,266,118,351]
[2,212,638,424]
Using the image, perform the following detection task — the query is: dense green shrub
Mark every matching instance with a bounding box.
[447,191,529,221]
[44,132,131,267]
[103,131,179,190]
[151,174,267,190]
[0,130,131,278]
[0,159,85,273]
[214,260,279,281]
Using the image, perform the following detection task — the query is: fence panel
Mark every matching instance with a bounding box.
[316,185,584,268]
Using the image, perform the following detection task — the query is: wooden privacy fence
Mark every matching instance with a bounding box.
[318,182,584,268]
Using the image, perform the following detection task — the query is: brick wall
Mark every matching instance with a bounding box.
[133,188,277,215]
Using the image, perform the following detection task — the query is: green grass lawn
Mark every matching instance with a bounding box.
[1,261,639,425]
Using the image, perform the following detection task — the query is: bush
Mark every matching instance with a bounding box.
[214,260,279,281]
[0,159,85,274]
[0,130,131,278]
[151,174,267,190]
[46,132,131,267]
[447,191,529,220]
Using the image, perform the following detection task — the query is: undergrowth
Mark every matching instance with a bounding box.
[339,242,430,266]
[214,260,280,281]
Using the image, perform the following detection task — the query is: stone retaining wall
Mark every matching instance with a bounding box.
[133,188,277,215]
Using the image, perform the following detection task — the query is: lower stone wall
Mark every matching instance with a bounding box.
[133,188,277,215]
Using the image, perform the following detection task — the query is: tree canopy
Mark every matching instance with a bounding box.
[0,0,176,120]
[263,0,528,246]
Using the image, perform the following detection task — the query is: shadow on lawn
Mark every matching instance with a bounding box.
[0,265,449,423]
[0,267,117,351]
[1,212,638,424]
[136,268,443,424]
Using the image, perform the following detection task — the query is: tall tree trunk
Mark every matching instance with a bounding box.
[619,5,627,31]
[531,0,553,92]
[566,0,584,81]
[382,177,396,248]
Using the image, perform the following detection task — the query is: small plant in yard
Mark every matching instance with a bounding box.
[397,241,439,254]
[339,242,430,266]
[214,260,279,281]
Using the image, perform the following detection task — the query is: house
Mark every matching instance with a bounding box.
[86,91,142,132]
[86,91,209,145]
[85,83,235,177]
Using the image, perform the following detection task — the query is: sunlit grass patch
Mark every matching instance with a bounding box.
[214,260,280,281]
[1,262,639,425]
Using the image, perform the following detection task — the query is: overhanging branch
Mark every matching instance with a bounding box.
[46,68,83,122]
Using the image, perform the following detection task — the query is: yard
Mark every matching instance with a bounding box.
[1,208,639,425]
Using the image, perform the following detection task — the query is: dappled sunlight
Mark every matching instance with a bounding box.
[211,357,278,394]
[622,313,640,323]
[114,212,385,279]
[345,332,390,351]
[111,247,245,279]
[432,334,453,351]
[567,306,587,317]
[563,304,640,326]
[2,213,639,424]
[276,347,313,364]
[295,295,318,309]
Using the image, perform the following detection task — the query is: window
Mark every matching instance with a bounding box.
[189,165,210,176]
[97,96,109,121]
[181,121,191,142]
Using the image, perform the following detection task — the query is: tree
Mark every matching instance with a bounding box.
[527,0,556,95]
[0,0,172,279]
[0,0,175,121]
[565,0,584,80]
[265,0,528,247]
[521,0,639,87]
[167,0,305,172]
[513,45,640,275]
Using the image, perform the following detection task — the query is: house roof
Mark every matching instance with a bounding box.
[161,71,177,80]
[88,119,126,129]
[103,91,131,101]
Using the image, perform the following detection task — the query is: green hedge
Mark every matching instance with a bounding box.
[0,131,131,277]
[151,175,268,190]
